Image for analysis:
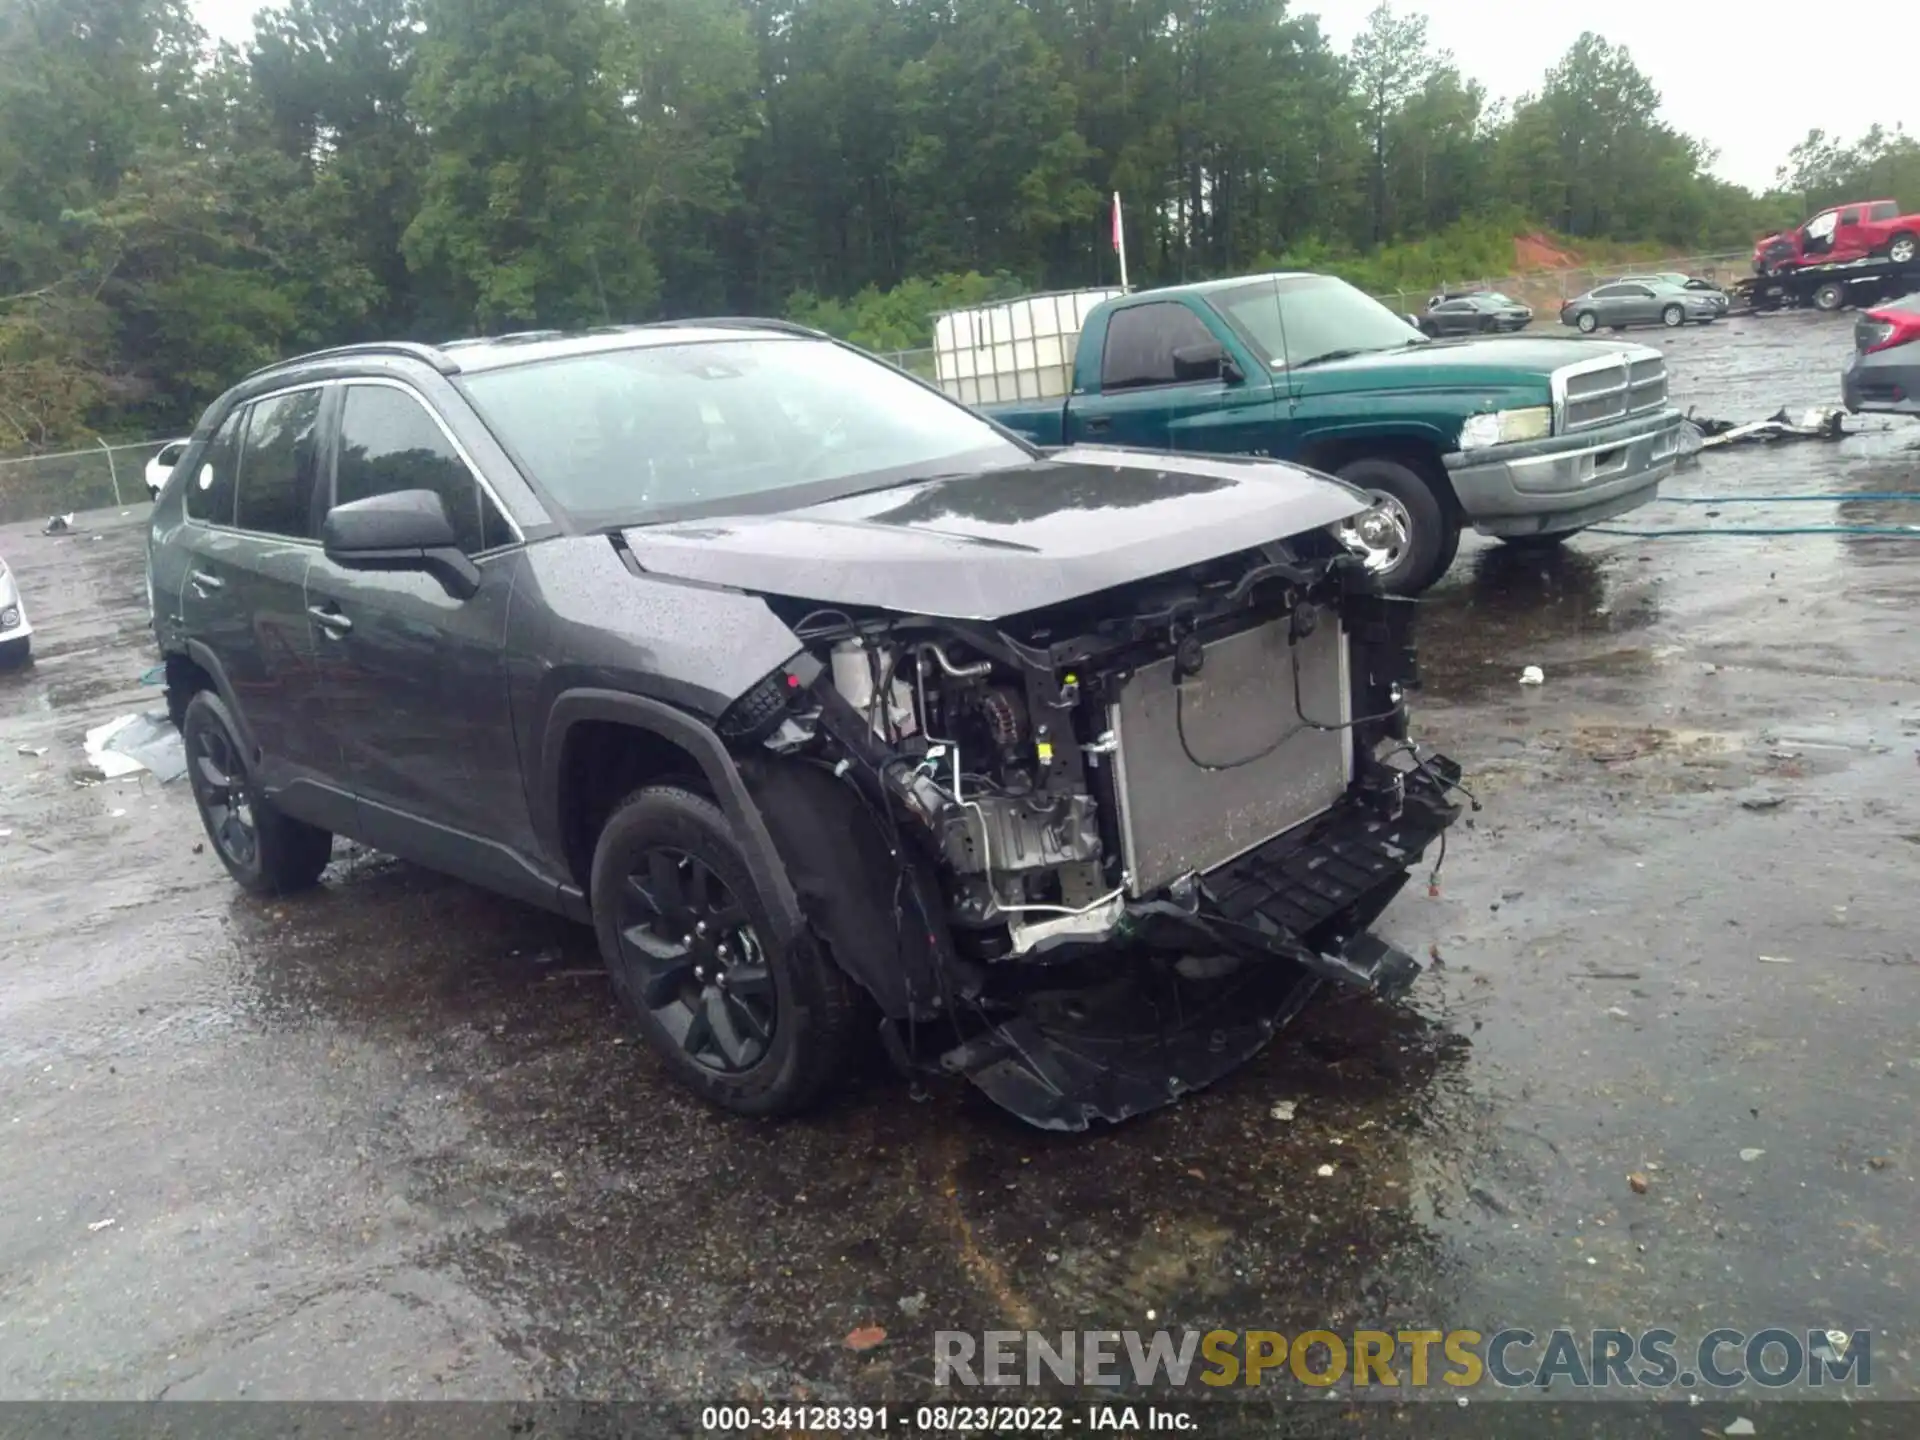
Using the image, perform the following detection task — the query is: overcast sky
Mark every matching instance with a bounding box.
[191,0,1916,195]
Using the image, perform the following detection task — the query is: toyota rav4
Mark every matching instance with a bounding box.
[146,323,1465,1130]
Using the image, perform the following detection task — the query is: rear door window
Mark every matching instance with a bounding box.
[234,389,324,539]
[186,411,243,526]
[1100,303,1219,390]
[1869,202,1898,222]
[334,385,512,556]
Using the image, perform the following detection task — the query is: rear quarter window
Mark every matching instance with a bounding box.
[185,411,243,526]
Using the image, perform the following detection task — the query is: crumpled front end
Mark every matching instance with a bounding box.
[719,529,1465,1129]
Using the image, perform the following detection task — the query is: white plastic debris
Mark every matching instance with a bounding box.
[1739,1148,1765,1163]
[1519,666,1545,686]
[1756,955,1794,964]
[87,1218,116,1232]
[84,716,148,779]
[1724,1419,1756,1437]
[1315,1163,1335,1178]
[1270,1101,1297,1122]
[83,712,186,783]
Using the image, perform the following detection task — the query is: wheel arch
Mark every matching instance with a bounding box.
[1298,431,1461,518]
[540,689,803,946]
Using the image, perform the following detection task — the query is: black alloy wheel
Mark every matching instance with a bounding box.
[190,718,258,871]
[615,846,777,1073]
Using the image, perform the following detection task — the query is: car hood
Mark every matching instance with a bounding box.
[618,448,1368,620]
[1289,335,1611,401]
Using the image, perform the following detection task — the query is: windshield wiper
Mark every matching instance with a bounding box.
[1291,347,1374,369]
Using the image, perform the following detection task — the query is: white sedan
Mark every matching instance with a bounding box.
[145,439,189,500]
[0,554,31,668]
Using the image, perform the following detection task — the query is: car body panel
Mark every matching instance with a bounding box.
[1755,200,1920,272]
[0,557,31,646]
[619,448,1368,620]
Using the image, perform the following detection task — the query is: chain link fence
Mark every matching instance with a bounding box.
[0,437,181,526]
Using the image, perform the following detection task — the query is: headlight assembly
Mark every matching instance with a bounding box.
[1459,406,1552,450]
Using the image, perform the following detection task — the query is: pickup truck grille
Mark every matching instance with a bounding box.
[1554,350,1668,433]
[1107,617,1352,896]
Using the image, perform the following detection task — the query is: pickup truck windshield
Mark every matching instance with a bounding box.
[1212,276,1428,370]
[463,337,1026,527]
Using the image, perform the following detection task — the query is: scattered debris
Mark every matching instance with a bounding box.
[84,712,187,784]
[17,745,46,757]
[1519,665,1545,686]
[1270,1100,1297,1122]
[845,1324,888,1352]
[1739,1148,1765,1163]
[1628,1172,1650,1194]
[898,1294,926,1318]
[1688,406,1846,451]
[1756,955,1794,965]
[1315,1164,1336,1178]
[1867,1156,1889,1171]
[87,1217,116,1232]
[43,514,74,534]
[1723,1419,1756,1437]
[1606,1005,1631,1019]
[1739,791,1786,812]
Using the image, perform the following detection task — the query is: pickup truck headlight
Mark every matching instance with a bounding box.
[1459,406,1552,450]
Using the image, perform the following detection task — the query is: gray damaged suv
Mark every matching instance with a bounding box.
[146,323,1465,1130]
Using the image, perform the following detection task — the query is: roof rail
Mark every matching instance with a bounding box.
[648,316,829,339]
[245,340,461,381]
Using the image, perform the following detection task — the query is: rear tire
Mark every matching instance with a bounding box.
[182,690,332,895]
[1575,311,1598,333]
[1334,456,1456,596]
[591,784,860,1117]
[1888,232,1916,265]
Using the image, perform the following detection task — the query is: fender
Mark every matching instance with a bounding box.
[538,688,803,946]
[181,640,256,755]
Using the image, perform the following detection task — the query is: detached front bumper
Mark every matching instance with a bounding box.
[1446,408,1683,538]
[942,753,1463,1130]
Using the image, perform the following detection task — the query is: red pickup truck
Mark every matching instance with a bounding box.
[1754,200,1920,274]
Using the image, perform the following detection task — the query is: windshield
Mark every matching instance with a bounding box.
[1210,275,1427,369]
[1482,293,1518,306]
[462,338,1027,527]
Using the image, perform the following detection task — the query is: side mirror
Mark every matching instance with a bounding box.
[1171,340,1241,383]
[322,489,479,600]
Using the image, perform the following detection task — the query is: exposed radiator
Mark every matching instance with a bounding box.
[1107,617,1352,896]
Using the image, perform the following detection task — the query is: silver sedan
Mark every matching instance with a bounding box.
[1559,281,1721,334]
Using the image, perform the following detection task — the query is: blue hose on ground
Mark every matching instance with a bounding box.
[1591,524,1920,537]
[1655,492,1920,504]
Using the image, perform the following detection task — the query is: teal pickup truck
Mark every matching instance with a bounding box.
[970,274,1684,593]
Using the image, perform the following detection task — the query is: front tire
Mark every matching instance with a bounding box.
[1333,457,1457,596]
[182,690,332,895]
[591,784,860,1117]
[0,636,29,670]
[1575,311,1598,333]
[1661,304,1684,328]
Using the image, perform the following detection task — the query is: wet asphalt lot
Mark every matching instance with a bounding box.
[1,312,1917,1431]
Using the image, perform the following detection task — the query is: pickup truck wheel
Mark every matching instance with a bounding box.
[182,690,332,895]
[1889,233,1917,264]
[592,784,859,1117]
[1575,311,1598,333]
[1333,457,1455,595]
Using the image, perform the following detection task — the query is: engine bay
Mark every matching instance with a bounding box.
[724,535,1439,966]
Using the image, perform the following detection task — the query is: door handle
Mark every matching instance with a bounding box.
[308,605,352,637]
[189,570,225,593]
[1083,416,1111,433]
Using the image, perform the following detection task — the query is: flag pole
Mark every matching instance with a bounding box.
[1112,191,1129,292]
